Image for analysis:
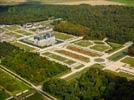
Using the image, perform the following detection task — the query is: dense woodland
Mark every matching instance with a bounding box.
[54,21,90,36]
[0,42,68,84]
[0,4,133,43]
[128,44,134,56]
[43,68,134,100]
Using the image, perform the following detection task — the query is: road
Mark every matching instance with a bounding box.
[0,65,57,100]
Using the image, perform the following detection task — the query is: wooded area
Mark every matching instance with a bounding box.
[43,68,134,100]
[0,4,133,43]
[128,44,134,56]
[0,42,68,84]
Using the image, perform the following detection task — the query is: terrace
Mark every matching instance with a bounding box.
[55,49,90,63]
[67,45,101,57]
[43,52,76,65]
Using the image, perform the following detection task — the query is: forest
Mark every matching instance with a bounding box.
[0,42,68,84]
[128,44,134,56]
[0,4,133,43]
[43,68,134,100]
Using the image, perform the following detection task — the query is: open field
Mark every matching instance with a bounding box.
[106,42,124,53]
[4,25,20,31]
[54,31,74,40]
[90,44,110,52]
[43,52,76,65]
[121,57,134,67]
[0,68,28,95]
[15,30,32,35]
[67,45,100,57]
[74,39,93,47]
[108,49,128,61]
[11,42,35,51]
[55,49,90,63]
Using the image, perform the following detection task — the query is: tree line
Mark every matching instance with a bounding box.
[0,42,68,84]
[0,4,133,43]
[43,68,134,100]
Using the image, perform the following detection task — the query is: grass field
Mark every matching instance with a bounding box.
[11,42,35,51]
[15,30,32,35]
[90,44,110,52]
[43,52,76,65]
[121,57,134,67]
[54,31,74,40]
[109,0,134,6]
[106,42,124,53]
[108,49,128,61]
[67,45,100,57]
[55,49,90,63]
[0,69,28,95]
[74,39,93,47]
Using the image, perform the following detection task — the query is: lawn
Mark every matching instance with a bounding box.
[121,57,134,67]
[4,25,20,31]
[106,42,124,53]
[11,42,35,51]
[0,87,10,100]
[5,32,22,38]
[15,30,32,35]
[94,58,105,62]
[43,52,76,65]
[67,45,100,57]
[90,44,110,52]
[0,69,28,95]
[54,31,74,40]
[93,41,105,44]
[108,0,134,6]
[74,39,93,47]
[55,49,90,63]
[108,49,128,61]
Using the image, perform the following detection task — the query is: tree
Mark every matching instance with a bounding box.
[128,44,134,56]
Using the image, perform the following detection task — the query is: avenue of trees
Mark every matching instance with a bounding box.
[43,68,134,100]
[0,4,133,43]
[128,44,134,56]
[0,42,68,84]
